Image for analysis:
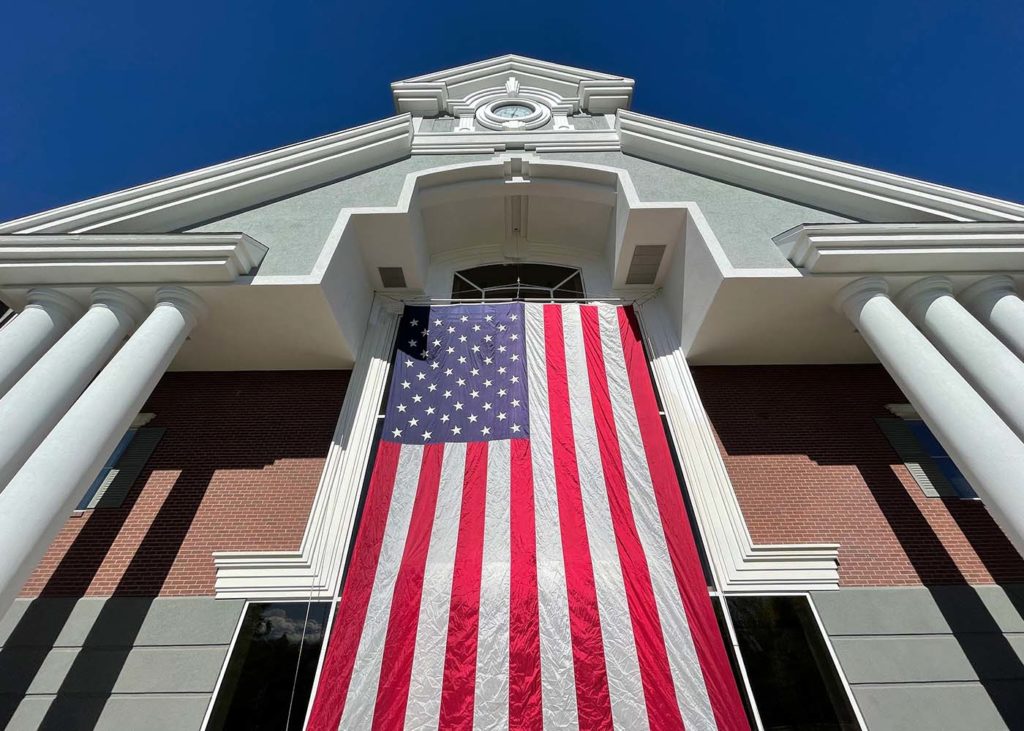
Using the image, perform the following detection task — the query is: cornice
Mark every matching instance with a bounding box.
[393,54,634,116]
[0,233,267,286]
[0,116,413,235]
[776,222,1024,274]
[618,111,1024,224]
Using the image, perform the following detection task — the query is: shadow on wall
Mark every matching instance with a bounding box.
[0,371,347,730]
[694,364,1024,728]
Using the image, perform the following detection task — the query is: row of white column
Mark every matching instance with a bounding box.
[838,274,1024,555]
[0,286,205,614]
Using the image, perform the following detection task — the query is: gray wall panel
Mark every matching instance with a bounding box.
[812,586,1024,731]
[0,597,244,731]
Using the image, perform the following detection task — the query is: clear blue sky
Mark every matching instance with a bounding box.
[2,0,1022,221]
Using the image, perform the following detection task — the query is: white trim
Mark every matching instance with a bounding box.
[804,593,869,730]
[636,299,840,592]
[775,222,1024,274]
[619,110,1024,224]
[212,297,400,599]
[200,599,250,731]
[0,233,267,286]
[0,116,413,235]
[392,54,634,116]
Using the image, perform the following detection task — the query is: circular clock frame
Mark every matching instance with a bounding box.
[475,98,551,131]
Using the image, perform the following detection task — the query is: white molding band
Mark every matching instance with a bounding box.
[212,299,400,599]
[775,222,1024,273]
[619,111,1024,224]
[0,116,413,235]
[0,233,268,286]
[637,298,840,593]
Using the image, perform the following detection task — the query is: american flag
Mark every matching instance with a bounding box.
[309,302,748,730]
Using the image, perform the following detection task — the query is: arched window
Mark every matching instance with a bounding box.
[451,263,584,301]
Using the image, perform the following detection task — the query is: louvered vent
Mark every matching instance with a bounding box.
[625,245,666,285]
[378,267,407,288]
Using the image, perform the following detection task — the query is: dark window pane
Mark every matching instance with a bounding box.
[208,602,331,731]
[907,420,976,498]
[451,263,583,301]
[728,595,859,731]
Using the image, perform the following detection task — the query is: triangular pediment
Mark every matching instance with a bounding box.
[391,54,634,116]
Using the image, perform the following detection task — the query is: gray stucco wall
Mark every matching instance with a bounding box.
[812,586,1024,731]
[549,150,853,269]
[186,154,491,277]
[186,148,850,279]
[0,597,244,731]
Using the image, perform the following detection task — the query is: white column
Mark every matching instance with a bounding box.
[0,287,205,615]
[0,289,81,399]
[0,288,145,491]
[838,277,1024,557]
[897,276,1024,442]
[960,275,1024,361]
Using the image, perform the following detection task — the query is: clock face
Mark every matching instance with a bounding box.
[492,103,533,120]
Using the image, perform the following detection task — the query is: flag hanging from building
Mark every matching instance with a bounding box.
[308,302,749,730]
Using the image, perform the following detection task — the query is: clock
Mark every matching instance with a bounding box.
[492,103,534,120]
[475,98,551,130]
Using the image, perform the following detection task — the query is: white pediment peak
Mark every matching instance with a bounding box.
[391,54,634,116]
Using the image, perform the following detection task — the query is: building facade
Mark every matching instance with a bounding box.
[1,55,1024,730]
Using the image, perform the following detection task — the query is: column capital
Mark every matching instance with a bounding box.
[834,276,889,319]
[90,287,147,327]
[24,288,83,323]
[894,275,954,322]
[155,286,207,326]
[959,275,1019,314]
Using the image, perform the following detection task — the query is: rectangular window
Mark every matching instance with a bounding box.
[76,427,166,510]
[727,595,860,731]
[207,602,331,731]
[876,417,976,499]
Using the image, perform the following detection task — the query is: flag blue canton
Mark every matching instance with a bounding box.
[382,303,530,444]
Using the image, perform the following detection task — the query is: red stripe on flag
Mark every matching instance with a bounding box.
[544,304,614,731]
[306,441,403,731]
[580,306,685,731]
[438,441,489,730]
[509,438,543,730]
[617,307,750,731]
[371,443,446,730]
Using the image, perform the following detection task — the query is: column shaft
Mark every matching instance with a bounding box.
[840,278,1024,557]
[899,277,1024,441]
[961,275,1024,361]
[0,289,144,490]
[0,289,80,399]
[0,287,204,615]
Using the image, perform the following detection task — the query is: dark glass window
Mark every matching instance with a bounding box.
[208,602,331,731]
[452,263,584,301]
[728,595,859,731]
[906,420,976,498]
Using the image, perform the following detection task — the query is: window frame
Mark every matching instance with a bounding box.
[451,263,585,302]
[716,590,866,731]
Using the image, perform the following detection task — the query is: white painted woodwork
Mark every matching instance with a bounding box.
[0,288,145,490]
[838,278,1024,557]
[897,276,1024,442]
[0,287,205,617]
[0,288,80,398]
[961,275,1024,361]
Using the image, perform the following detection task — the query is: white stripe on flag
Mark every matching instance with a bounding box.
[339,443,424,729]
[561,304,649,730]
[525,302,579,730]
[597,305,718,729]
[404,442,467,730]
[474,439,512,730]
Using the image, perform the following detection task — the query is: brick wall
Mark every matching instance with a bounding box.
[691,364,1024,587]
[22,370,349,598]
